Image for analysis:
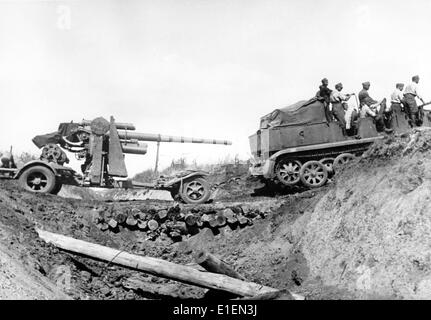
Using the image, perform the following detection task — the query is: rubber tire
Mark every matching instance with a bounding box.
[18,165,56,194]
[275,158,302,186]
[299,160,328,188]
[51,181,63,195]
[180,178,211,204]
[333,153,355,172]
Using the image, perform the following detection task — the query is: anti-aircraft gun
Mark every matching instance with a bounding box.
[2,116,231,204]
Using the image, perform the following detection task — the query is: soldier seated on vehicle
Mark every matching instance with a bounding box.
[330,83,354,132]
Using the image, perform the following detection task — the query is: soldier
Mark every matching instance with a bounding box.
[386,83,409,130]
[390,83,405,113]
[358,82,379,108]
[315,78,333,121]
[0,151,12,168]
[404,75,425,126]
[330,82,354,130]
[345,103,359,136]
[358,82,385,131]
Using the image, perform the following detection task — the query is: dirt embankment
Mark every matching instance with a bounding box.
[292,129,431,299]
[0,175,317,299]
[1,129,431,300]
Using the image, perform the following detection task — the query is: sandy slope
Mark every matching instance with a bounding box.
[294,129,431,299]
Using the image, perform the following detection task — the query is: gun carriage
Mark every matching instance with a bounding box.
[0,116,231,204]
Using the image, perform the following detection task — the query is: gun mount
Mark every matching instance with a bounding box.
[7,116,232,204]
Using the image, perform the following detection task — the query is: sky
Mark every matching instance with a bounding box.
[1,0,431,175]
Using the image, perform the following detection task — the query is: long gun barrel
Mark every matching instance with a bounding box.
[117,131,232,145]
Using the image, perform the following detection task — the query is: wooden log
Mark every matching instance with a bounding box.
[169,231,182,242]
[216,214,227,227]
[100,222,109,231]
[196,218,203,228]
[107,219,118,229]
[223,208,238,225]
[147,219,159,231]
[126,216,138,227]
[157,210,168,221]
[96,214,105,224]
[115,213,127,225]
[172,221,188,235]
[159,223,168,233]
[200,214,211,224]
[237,215,249,226]
[184,213,197,227]
[165,221,174,230]
[130,208,142,218]
[239,290,305,300]
[194,250,246,281]
[137,212,147,220]
[36,229,286,298]
[208,216,219,228]
[137,220,148,230]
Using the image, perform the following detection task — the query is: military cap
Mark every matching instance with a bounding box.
[335,82,343,88]
[362,81,370,86]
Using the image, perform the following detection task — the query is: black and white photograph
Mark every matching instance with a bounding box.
[0,0,430,308]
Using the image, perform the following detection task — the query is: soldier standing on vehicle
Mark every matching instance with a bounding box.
[330,82,353,130]
[391,83,405,112]
[386,83,407,129]
[358,81,385,131]
[404,75,425,126]
[316,78,333,121]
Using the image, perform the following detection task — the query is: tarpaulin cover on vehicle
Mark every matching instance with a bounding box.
[260,97,327,129]
[32,123,81,148]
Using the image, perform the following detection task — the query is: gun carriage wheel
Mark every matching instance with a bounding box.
[18,165,56,194]
[275,158,302,186]
[299,160,328,188]
[179,177,211,204]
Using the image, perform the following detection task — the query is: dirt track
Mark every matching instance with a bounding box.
[1,129,431,299]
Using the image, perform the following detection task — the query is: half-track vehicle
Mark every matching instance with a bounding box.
[249,97,431,188]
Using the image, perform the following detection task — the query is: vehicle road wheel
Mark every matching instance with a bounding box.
[18,165,56,194]
[180,178,211,204]
[333,153,356,172]
[319,158,335,176]
[275,158,302,186]
[300,161,328,188]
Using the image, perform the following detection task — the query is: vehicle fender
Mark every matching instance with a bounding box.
[13,160,58,179]
[163,171,209,188]
[262,158,276,179]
